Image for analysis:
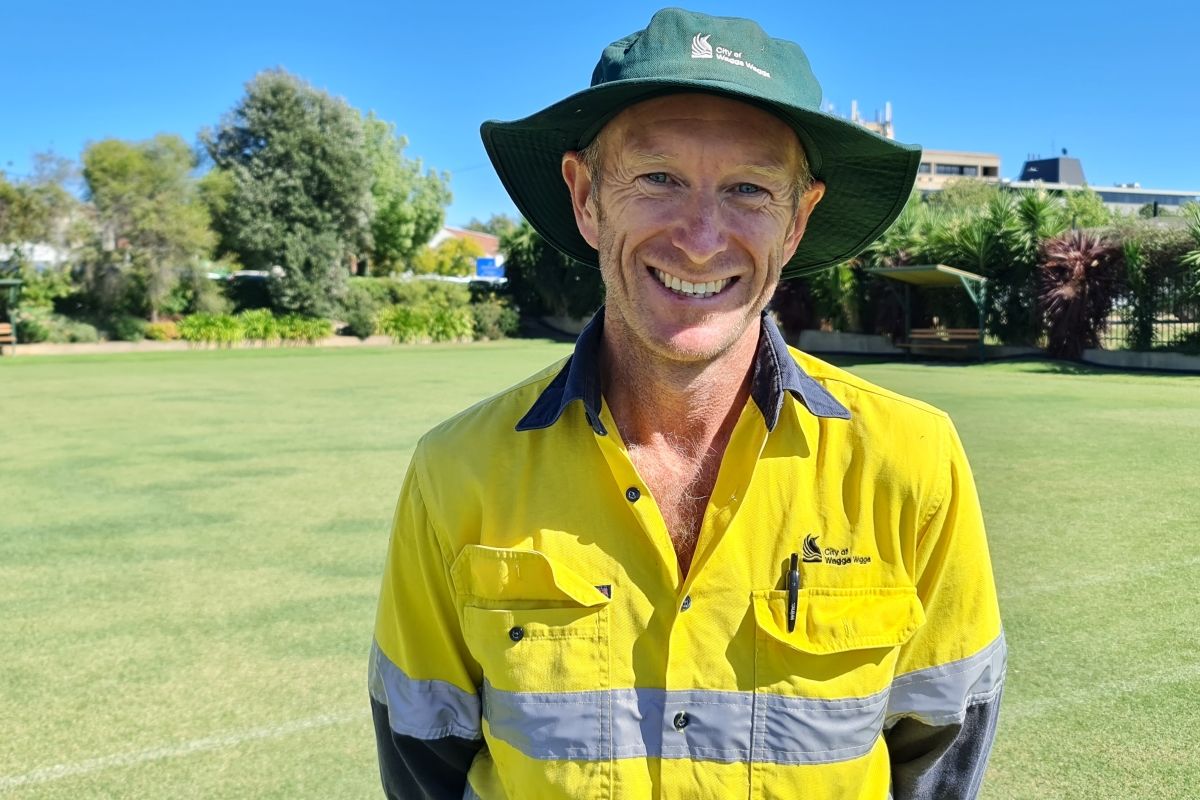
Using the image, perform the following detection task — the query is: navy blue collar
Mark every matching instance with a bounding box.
[515,308,851,435]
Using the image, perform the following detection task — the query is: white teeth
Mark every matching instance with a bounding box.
[653,269,731,298]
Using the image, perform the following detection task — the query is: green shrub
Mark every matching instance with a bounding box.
[145,321,179,341]
[110,315,148,342]
[427,306,475,342]
[239,309,279,343]
[178,313,244,347]
[378,305,430,343]
[1171,330,1200,356]
[276,314,331,344]
[341,284,380,339]
[13,308,100,344]
[305,317,334,343]
[471,298,520,340]
[13,265,73,312]
[348,277,398,306]
[350,276,470,309]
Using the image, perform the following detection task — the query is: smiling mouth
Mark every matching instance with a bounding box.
[651,268,736,299]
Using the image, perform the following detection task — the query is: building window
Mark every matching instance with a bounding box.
[935,164,984,177]
[983,166,998,177]
[918,162,932,174]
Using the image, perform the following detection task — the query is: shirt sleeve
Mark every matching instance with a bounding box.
[884,417,1007,800]
[369,446,485,799]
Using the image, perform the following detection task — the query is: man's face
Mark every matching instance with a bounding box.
[563,93,825,365]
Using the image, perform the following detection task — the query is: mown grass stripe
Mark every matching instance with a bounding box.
[0,711,367,790]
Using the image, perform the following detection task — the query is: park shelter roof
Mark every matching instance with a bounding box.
[867,264,988,327]
[865,264,986,288]
[868,264,987,312]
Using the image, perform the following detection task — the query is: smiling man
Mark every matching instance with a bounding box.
[370,9,1005,800]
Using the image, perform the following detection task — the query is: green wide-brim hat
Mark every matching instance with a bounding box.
[481,7,921,279]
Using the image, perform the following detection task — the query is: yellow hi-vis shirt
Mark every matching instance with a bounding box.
[370,313,1005,800]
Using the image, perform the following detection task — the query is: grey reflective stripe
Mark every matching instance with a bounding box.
[885,633,1007,728]
[462,781,484,800]
[483,682,888,765]
[755,691,888,763]
[368,639,482,740]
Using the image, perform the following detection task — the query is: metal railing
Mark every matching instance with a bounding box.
[1099,264,1199,351]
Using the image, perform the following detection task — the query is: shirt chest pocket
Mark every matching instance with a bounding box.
[453,545,611,695]
[752,587,924,700]
[749,587,924,780]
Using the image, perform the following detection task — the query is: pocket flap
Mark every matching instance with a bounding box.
[451,545,611,607]
[752,587,925,655]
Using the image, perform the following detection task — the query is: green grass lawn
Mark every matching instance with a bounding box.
[1,343,1197,799]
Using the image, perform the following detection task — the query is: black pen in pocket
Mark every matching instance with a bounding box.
[786,552,800,633]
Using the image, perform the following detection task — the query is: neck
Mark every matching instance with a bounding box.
[600,313,759,455]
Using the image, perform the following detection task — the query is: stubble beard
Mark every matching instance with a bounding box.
[595,207,784,369]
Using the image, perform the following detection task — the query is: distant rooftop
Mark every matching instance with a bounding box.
[1010,153,1199,210]
[1017,155,1086,185]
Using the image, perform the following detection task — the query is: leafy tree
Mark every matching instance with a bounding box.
[1063,188,1113,229]
[1,164,84,254]
[1121,239,1156,351]
[864,192,945,268]
[925,179,1000,215]
[363,113,451,275]
[413,237,484,277]
[203,69,374,316]
[466,213,519,238]
[501,220,604,318]
[1006,190,1066,342]
[80,135,215,321]
[1,173,51,248]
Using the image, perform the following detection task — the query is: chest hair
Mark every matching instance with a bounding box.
[627,441,723,577]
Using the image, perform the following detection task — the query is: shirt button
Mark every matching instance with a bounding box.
[508,626,524,642]
[673,711,690,730]
[681,595,692,612]
[625,487,641,503]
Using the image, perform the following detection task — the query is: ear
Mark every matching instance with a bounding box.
[561,151,600,249]
[781,180,826,263]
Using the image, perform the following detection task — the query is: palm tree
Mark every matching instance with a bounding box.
[1181,203,1200,269]
[1039,230,1120,359]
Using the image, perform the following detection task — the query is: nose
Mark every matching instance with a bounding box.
[670,193,728,264]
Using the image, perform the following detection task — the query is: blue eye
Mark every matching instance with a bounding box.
[644,172,669,184]
[736,183,764,195]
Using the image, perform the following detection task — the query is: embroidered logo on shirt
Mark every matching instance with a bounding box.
[802,534,823,563]
[802,534,873,566]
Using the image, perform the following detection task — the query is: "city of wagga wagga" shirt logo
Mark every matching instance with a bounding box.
[801,534,872,566]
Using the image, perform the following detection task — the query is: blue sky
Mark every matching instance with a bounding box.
[2,0,1197,226]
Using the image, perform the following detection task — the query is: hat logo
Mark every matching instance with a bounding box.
[689,32,771,78]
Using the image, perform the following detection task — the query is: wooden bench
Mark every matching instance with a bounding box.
[896,328,981,358]
[0,322,16,356]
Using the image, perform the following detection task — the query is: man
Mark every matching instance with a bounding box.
[370,8,1004,799]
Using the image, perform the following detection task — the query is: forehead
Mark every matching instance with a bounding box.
[597,93,803,168]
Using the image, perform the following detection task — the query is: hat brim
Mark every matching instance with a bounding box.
[481,78,921,279]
